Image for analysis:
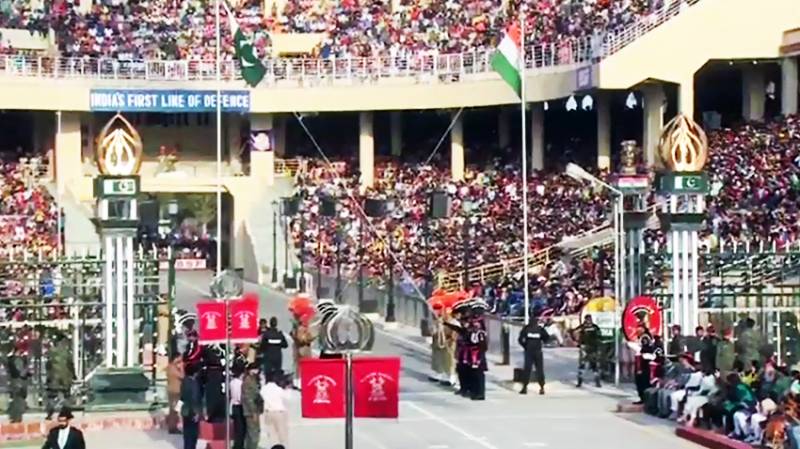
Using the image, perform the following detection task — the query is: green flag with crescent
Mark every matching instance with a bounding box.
[224,3,267,87]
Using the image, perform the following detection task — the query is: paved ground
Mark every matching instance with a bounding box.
[68,271,702,449]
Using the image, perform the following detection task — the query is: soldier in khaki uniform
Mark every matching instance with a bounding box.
[430,310,457,386]
[242,363,262,449]
[290,317,315,388]
[7,345,29,423]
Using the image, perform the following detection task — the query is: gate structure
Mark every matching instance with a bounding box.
[643,241,800,365]
[0,251,173,412]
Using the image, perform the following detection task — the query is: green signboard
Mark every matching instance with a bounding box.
[94,176,140,198]
[657,172,710,194]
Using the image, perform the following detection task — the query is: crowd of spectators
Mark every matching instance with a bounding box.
[139,228,216,263]
[641,319,800,447]
[290,158,610,291]
[0,0,673,60]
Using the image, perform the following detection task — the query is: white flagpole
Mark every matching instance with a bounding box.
[520,13,530,325]
[215,0,223,276]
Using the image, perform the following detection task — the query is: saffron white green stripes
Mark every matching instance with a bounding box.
[491,25,522,97]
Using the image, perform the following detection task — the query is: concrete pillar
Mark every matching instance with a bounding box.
[359,111,374,189]
[450,111,464,181]
[783,57,798,116]
[227,114,242,166]
[250,113,275,185]
[390,111,402,157]
[596,93,611,170]
[530,103,544,171]
[742,65,766,121]
[498,108,511,149]
[273,114,287,158]
[55,111,82,196]
[642,84,666,167]
[679,76,695,120]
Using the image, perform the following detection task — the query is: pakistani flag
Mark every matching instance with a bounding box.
[491,24,522,97]
[225,3,266,87]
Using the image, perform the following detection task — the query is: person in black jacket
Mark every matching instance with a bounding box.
[41,408,85,449]
[518,318,549,395]
[700,325,719,374]
[180,363,204,449]
[260,317,289,379]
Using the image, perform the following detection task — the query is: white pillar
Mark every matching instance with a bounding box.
[498,108,511,149]
[596,93,611,170]
[530,103,544,171]
[679,75,695,120]
[742,65,766,121]
[390,111,402,157]
[642,84,665,167]
[55,111,82,196]
[783,57,798,116]
[359,112,374,189]
[250,113,275,185]
[450,111,464,181]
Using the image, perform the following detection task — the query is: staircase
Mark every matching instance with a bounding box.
[43,183,101,255]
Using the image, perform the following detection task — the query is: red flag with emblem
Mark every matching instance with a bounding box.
[301,359,346,418]
[230,293,260,343]
[353,357,400,418]
[196,301,226,345]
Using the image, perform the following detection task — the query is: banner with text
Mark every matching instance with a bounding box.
[353,357,400,418]
[90,89,251,112]
[300,359,346,418]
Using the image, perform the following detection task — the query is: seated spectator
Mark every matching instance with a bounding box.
[725,372,758,439]
[679,369,718,427]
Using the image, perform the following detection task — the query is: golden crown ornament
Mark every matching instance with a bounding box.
[96,113,143,176]
[658,114,708,172]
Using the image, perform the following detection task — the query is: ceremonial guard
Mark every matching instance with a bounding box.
[428,292,458,386]
[445,300,471,397]
[573,314,603,388]
[518,317,549,395]
[465,301,488,400]
[242,363,263,449]
[45,333,74,420]
[288,295,316,388]
[631,326,656,404]
[202,346,225,422]
[7,345,29,423]
[259,317,288,379]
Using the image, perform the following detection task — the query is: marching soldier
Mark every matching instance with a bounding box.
[260,317,288,380]
[430,306,458,386]
[466,308,488,401]
[242,363,263,449]
[573,314,603,388]
[7,345,29,423]
[444,304,470,396]
[290,316,315,389]
[518,317,549,395]
[45,333,74,420]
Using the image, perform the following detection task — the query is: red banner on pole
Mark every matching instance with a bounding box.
[230,294,260,343]
[300,359,346,418]
[352,357,400,418]
[196,301,226,345]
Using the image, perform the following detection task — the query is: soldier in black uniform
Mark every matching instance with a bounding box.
[466,309,488,401]
[202,346,226,422]
[573,314,603,388]
[518,318,549,395]
[7,345,29,423]
[260,317,288,379]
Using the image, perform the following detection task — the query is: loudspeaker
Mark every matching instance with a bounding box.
[365,198,386,218]
[429,191,450,219]
[139,201,159,230]
[281,197,299,216]
[321,196,337,217]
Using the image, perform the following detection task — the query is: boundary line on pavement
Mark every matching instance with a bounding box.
[404,401,501,449]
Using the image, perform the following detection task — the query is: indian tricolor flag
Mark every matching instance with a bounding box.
[491,24,523,97]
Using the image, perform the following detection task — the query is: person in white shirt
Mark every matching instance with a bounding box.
[230,371,245,449]
[260,374,291,447]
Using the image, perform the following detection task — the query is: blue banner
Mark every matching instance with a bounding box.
[89,89,251,112]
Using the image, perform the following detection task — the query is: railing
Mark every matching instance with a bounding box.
[275,158,303,176]
[0,0,702,85]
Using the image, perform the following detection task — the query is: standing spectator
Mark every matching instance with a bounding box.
[180,363,203,449]
[166,355,185,434]
[231,369,246,449]
[736,318,762,371]
[261,374,291,447]
[260,317,288,380]
[668,324,686,357]
[699,325,718,374]
[41,408,85,449]
[242,363,263,449]
[717,328,736,375]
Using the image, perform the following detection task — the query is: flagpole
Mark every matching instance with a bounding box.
[215,2,229,449]
[216,0,223,277]
[520,13,530,325]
